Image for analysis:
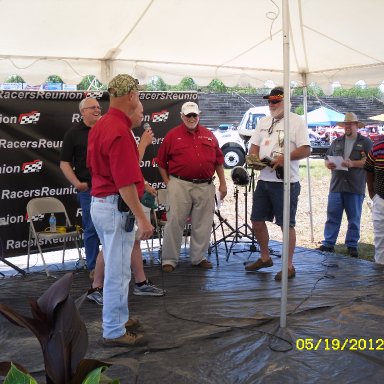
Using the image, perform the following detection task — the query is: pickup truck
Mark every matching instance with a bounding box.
[213,127,247,168]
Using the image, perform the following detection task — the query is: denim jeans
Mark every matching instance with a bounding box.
[77,190,100,271]
[91,194,134,339]
[323,192,364,248]
[251,181,301,227]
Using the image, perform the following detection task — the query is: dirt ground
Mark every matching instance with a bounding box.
[217,158,375,261]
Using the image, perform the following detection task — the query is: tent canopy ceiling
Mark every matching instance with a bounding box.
[1,0,383,88]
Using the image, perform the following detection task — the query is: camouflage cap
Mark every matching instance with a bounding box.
[108,74,140,97]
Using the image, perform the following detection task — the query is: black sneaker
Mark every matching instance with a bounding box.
[87,287,103,305]
[316,245,335,253]
[348,247,358,258]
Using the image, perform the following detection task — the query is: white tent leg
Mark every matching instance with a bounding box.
[280,0,290,329]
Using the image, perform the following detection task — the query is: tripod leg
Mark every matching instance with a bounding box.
[211,220,219,266]
[0,256,26,275]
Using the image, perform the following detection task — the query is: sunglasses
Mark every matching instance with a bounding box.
[185,113,198,118]
[268,100,283,105]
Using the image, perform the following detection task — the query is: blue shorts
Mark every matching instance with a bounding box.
[251,180,301,227]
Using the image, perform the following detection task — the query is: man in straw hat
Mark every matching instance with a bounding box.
[244,86,311,280]
[317,112,372,258]
[87,74,153,347]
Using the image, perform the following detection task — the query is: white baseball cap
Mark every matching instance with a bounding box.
[181,102,200,115]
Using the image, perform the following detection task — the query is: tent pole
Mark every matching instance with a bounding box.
[302,79,315,242]
[280,0,290,329]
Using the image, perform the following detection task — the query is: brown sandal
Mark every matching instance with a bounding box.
[245,258,273,271]
[274,266,296,281]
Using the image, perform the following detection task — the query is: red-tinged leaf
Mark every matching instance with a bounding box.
[37,272,74,323]
[29,298,49,323]
[0,361,30,376]
[0,303,48,344]
[70,359,112,384]
[43,297,88,384]
[0,273,90,384]
[2,362,37,384]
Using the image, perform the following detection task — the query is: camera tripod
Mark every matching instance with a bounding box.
[225,167,280,261]
[225,170,260,261]
[208,195,237,264]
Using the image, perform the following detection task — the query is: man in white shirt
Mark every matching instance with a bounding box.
[245,87,311,280]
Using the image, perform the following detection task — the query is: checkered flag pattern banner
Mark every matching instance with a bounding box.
[151,110,169,122]
[84,91,103,98]
[18,111,40,124]
[0,90,197,257]
[22,160,43,173]
[26,214,45,223]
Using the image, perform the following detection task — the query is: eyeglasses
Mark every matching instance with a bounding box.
[83,106,102,111]
[268,100,282,105]
[185,113,198,119]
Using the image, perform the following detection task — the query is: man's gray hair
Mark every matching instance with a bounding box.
[79,98,89,112]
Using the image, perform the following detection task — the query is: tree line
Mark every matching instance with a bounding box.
[5,74,383,98]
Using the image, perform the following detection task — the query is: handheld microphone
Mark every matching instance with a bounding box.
[143,123,151,130]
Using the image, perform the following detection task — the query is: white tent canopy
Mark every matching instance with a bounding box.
[1,0,384,88]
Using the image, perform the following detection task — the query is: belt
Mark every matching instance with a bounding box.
[170,174,214,184]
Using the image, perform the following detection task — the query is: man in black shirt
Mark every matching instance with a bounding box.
[60,97,102,275]
[61,98,164,303]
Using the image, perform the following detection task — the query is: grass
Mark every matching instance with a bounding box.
[223,158,375,262]
[298,158,374,261]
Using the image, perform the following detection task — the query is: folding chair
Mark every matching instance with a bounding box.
[26,197,84,277]
[155,188,191,252]
[154,188,168,251]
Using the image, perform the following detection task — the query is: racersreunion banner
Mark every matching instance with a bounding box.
[0,90,198,258]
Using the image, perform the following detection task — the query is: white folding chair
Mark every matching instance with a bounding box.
[26,197,84,277]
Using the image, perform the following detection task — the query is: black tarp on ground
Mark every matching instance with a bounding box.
[1,242,384,383]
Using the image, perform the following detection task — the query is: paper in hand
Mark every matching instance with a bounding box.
[327,156,348,171]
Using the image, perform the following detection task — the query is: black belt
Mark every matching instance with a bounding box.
[170,174,213,184]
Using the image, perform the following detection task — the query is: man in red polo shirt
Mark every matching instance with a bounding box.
[156,101,227,272]
[87,74,153,347]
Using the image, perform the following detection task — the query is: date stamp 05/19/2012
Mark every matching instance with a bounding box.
[296,338,384,351]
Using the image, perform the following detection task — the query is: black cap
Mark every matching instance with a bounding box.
[263,86,284,100]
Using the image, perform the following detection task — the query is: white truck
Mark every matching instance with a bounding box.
[212,106,270,169]
[237,106,270,141]
[213,127,247,169]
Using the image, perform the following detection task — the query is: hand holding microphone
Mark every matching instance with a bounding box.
[141,123,154,147]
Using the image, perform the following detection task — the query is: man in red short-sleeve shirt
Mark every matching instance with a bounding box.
[87,74,153,347]
[156,102,227,272]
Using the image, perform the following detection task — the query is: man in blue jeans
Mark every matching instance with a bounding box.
[317,112,372,258]
[61,98,164,305]
[88,74,153,347]
[60,97,102,274]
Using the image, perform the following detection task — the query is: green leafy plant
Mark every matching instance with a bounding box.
[0,273,118,383]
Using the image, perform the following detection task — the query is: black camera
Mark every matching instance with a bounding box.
[117,195,130,212]
[262,156,284,180]
[262,156,274,168]
[117,195,135,232]
[124,214,135,232]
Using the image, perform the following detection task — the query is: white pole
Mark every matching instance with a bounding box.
[302,79,315,242]
[280,0,290,329]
